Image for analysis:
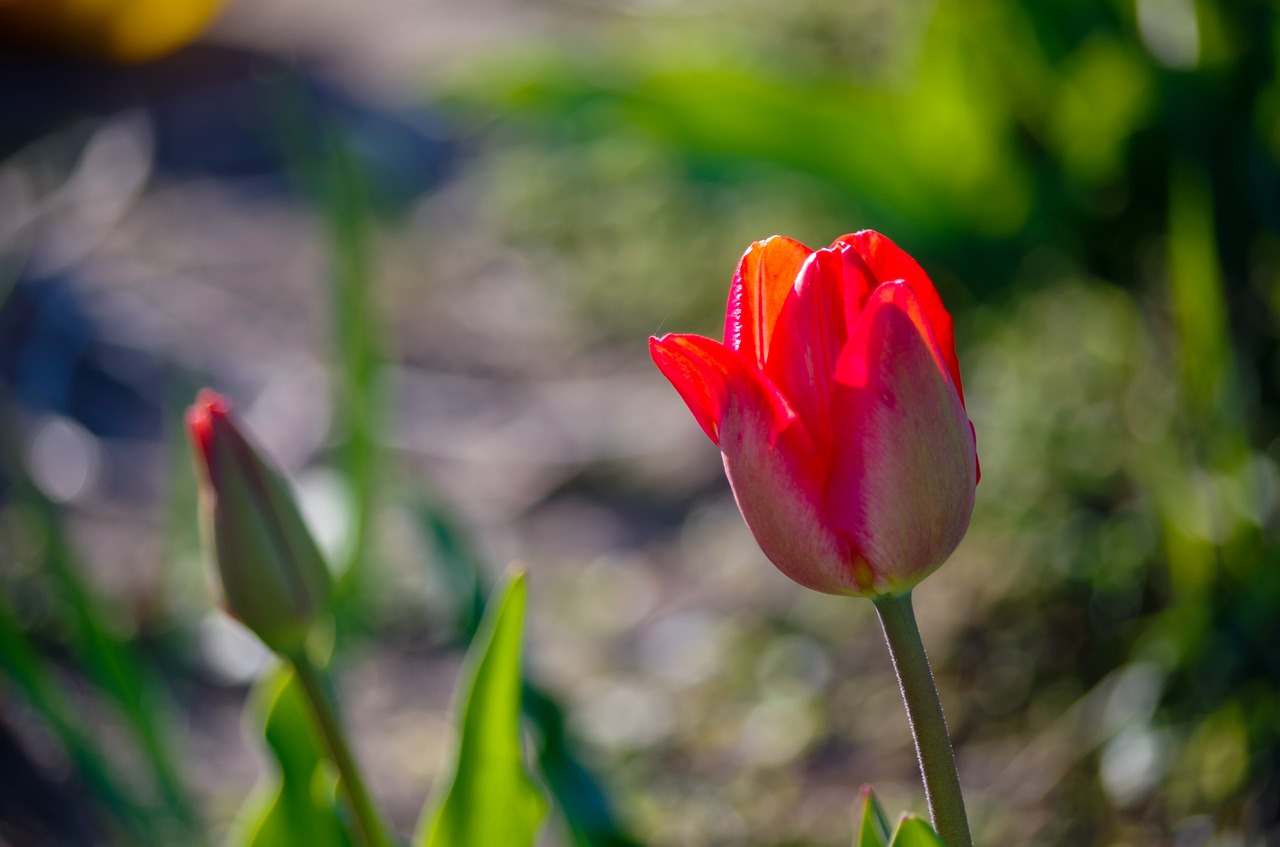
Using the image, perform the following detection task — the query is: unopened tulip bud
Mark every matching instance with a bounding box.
[186,390,331,656]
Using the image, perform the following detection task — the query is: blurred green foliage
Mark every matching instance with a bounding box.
[424,0,1280,843]
[0,426,205,844]
[2,0,1280,845]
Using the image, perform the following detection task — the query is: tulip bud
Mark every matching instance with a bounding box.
[186,390,331,656]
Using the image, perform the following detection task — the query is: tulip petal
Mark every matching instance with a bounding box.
[837,230,965,404]
[828,282,977,594]
[720,393,862,596]
[652,333,860,594]
[832,239,879,327]
[725,236,811,370]
[650,333,814,459]
[650,334,743,446]
[651,333,803,444]
[764,248,854,448]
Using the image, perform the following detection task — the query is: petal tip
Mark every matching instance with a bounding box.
[186,389,231,460]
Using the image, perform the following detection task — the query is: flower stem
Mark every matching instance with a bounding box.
[872,591,972,847]
[290,653,397,847]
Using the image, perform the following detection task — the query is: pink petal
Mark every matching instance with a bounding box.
[712,370,858,597]
[827,282,977,594]
[724,236,811,371]
[837,230,965,405]
[720,400,861,595]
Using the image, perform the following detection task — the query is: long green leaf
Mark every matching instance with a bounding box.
[0,403,198,842]
[319,138,382,593]
[8,483,203,842]
[0,596,155,843]
[412,494,640,847]
[416,571,548,847]
[272,85,384,601]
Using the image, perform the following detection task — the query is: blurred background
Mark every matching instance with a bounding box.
[1,0,1279,845]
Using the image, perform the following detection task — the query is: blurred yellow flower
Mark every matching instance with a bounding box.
[0,0,225,62]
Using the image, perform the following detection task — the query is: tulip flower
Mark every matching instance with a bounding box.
[650,230,977,597]
[186,390,332,657]
[653,230,979,845]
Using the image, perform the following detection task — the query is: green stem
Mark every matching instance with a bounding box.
[291,654,397,847]
[873,591,973,847]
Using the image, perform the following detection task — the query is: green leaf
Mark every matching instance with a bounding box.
[412,492,487,640]
[313,133,383,595]
[0,596,155,843]
[887,815,948,847]
[521,683,642,847]
[275,98,385,598]
[416,570,549,847]
[854,785,892,847]
[227,666,352,847]
[28,491,204,841]
[411,493,641,847]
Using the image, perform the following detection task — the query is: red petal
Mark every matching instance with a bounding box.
[827,282,977,593]
[724,236,811,371]
[763,248,851,449]
[186,389,231,467]
[650,334,796,448]
[651,333,868,596]
[837,230,965,405]
[830,239,879,327]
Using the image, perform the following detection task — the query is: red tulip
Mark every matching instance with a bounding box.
[186,390,332,655]
[651,231,977,597]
